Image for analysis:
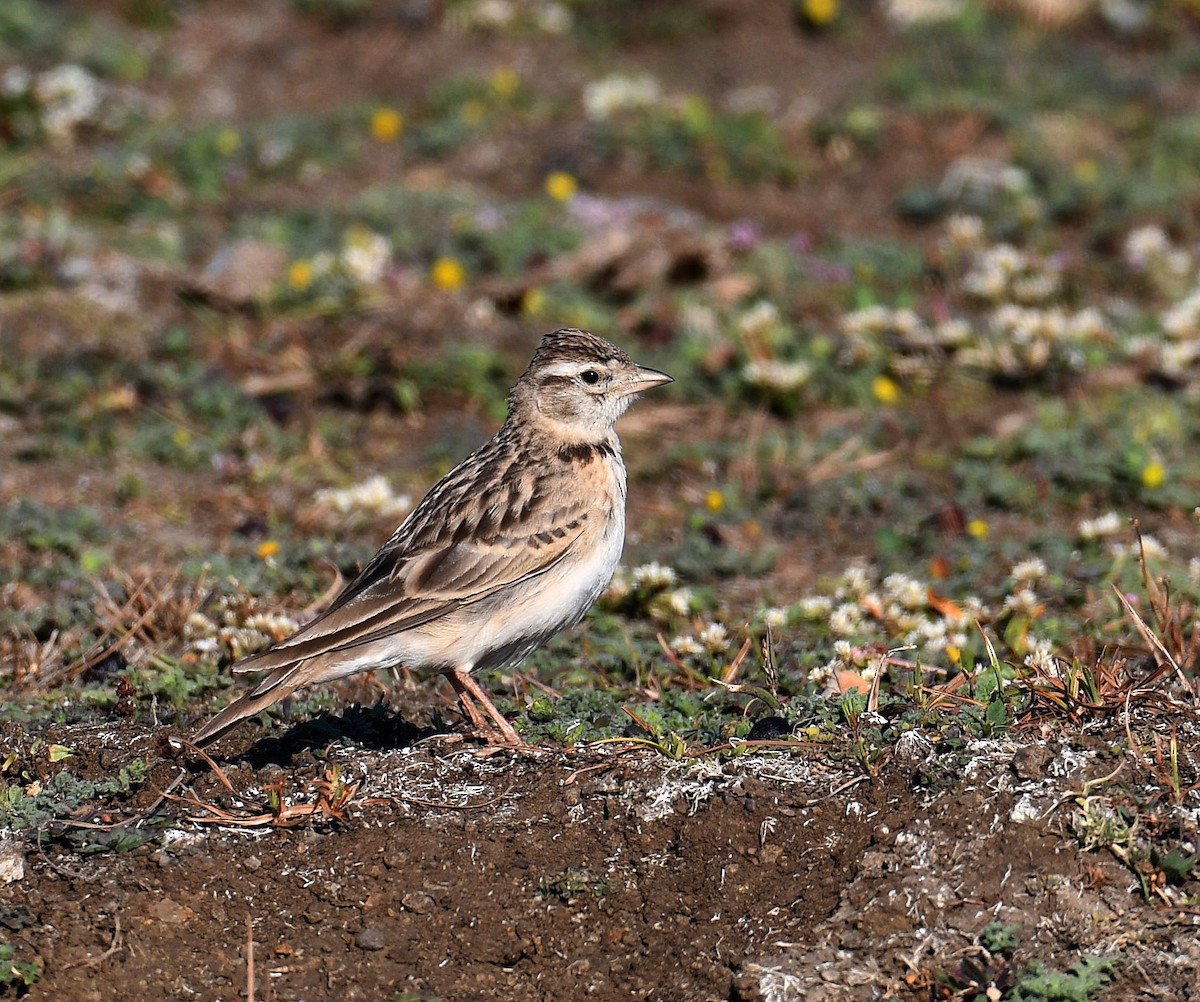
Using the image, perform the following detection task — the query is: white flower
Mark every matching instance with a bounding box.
[1010,557,1047,583]
[961,262,1007,301]
[797,595,833,619]
[742,359,811,392]
[2,66,31,97]
[837,565,873,597]
[761,607,789,629]
[582,73,662,121]
[1023,638,1059,676]
[340,227,391,286]
[666,588,693,616]
[535,2,572,32]
[671,634,704,657]
[603,568,630,602]
[935,318,972,347]
[470,0,515,27]
[1123,225,1171,269]
[698,622,729,653]
[944,213,984,250]
[315,475,411,517]
[882,573,926,611]
[35,64,101,140]
[1161,288,1200,340]
[1003,587,1041,616]
[737,300,781,340]
[809,658,838,686]
[1108,535,1168,561]
[829,603,864,636]
[185,611,218,640]
[631,561,677,589]
[243,612,300,640]
[1077,511,1123,540]
[648,587,692,620]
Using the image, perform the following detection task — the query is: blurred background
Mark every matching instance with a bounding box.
[2,0,1200,732]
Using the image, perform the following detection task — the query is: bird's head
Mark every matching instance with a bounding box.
[510,328,672,441]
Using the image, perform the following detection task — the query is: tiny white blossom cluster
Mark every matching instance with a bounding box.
[1010,557,1047,583]
[1077,511,1123,540]
[939,158,1032,210]
[802,565,978,670]
[340,226,392,286]
[448,0,571,34]
[839,304,970,370]
[603,562,692,622]
[741,358,812,393]
[884,0,965,25]
[1123,224,1195,295]
[670,622,730,659]
[314,475,411,518]
[1108,534,1168,561]
[185,596,299,662]
[960,303,1106,380]
[736,300,782,341]
[961,244,1061,305]
[4,63,105,142]
[582,73,663,121]
[1118,225,1200,380]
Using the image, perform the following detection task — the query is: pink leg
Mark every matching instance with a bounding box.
[447,669,522,746]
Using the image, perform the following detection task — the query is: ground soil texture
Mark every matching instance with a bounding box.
[3,1,1200,1000]
[6,714,1200,1001]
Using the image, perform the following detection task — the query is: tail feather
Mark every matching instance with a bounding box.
[191,663,307,746]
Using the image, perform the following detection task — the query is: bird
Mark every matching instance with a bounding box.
[192,328,672,747]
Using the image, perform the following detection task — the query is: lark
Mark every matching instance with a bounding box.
[192,328,671,746]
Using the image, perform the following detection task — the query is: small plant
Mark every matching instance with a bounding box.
[0,942,40,990]
[934,922,1120,1001]
[537,867,609,902]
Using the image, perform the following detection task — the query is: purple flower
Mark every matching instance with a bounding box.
[727,219,760,253]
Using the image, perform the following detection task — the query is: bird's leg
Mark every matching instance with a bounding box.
[445,670,491,732]
[447,668,522,746]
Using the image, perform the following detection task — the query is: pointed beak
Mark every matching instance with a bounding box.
[620,364,673,396]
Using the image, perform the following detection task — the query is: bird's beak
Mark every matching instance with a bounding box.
[620,364,673,396]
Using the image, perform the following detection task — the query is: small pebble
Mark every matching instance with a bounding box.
[355,927,387,951]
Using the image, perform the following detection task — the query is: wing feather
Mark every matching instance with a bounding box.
[232,482,590,675]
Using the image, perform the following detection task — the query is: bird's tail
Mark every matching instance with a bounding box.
[191,663,306,746]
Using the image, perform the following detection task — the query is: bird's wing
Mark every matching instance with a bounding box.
[232,495,592,674]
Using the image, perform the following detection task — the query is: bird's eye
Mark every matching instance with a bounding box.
[580,369,601,385]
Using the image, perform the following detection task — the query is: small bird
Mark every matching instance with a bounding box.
[192,329,672,746]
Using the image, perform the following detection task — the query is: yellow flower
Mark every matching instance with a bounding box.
[1073,158,1099,186]
[460,99,486,127]
[946,645,961,666]
[803,0,839,25]
[288,260,313,291]
[521,286,545,316]
[1141,461,1165,489]
[967,519,989,540]
[172,427,190,449]
[431,256,466,291]
[872,374,900,405]
[544,171,578,202]
[256,540,280,560]
[370,106,403,143]
[490,67,519,100]
[704,489,725,514]
[215,128,240,156]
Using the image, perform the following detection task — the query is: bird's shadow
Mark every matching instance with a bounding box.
[229,701,438,769]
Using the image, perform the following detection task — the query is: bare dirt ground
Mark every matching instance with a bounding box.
[11,716,1200,1001]
[3,1,1200,1000]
